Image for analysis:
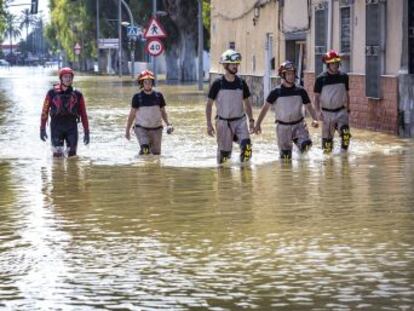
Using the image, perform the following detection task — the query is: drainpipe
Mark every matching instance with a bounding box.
[327,0,333,49]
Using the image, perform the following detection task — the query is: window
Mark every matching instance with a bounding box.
[314,3,327,76]
[339,3,352,73]
[229,42,235,50]
[340,7,351,54]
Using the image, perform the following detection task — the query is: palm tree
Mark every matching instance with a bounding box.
[5,13,21,55]
[19,9,37,40]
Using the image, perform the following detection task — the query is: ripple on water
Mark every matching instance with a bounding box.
[1,69,414,310]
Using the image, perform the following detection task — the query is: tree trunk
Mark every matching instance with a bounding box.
[166,42,180,80]
[179,30,197,81]
[163,0,198,82]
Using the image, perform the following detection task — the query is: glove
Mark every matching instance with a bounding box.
[166,124,174,134]
[40,128,48,141]
[83,131,90,145]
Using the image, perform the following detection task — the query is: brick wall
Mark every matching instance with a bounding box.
[304,72,399,135]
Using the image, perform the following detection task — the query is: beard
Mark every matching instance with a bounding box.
[227,66,238,75]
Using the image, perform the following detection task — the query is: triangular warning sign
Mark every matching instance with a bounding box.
[143,17,167,39]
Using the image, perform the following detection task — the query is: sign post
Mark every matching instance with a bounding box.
[126,26,142,79]
[144,16,167,83]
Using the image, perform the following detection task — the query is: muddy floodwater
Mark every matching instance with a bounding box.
[1,67,413,310]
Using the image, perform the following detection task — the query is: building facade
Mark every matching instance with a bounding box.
[210,0,414,137]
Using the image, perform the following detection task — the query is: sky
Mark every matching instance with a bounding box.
[7,0,49,21]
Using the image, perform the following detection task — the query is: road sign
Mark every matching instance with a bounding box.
[127,26,140,38]
[98,38,119,49]
[145,38,164,57]
[143,17,167,39]
[74,43,81,55]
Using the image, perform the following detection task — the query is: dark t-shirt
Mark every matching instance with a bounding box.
[208,76,251,100]
[131,91,166,109]
[266,84,311,105]
[313,71,349,94]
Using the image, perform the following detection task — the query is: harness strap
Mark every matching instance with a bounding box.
[322,106,345,113]
[276,117,304,125]
[135,124,163,131]
[217,114,246,122]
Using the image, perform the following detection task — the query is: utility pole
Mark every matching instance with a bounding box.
[118,0,122,77]
[197,0,204,90]
[96,0,100,72]
[152,0,157,81]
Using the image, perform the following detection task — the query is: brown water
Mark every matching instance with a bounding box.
[1,67,413,310]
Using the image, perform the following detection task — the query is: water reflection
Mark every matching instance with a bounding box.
[0,68,414,310]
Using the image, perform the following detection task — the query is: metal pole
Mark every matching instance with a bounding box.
[197,0,204,90]
[152,0,157,82]
[118,0,122,77]
[120,0,135,79]
[96,0,100,72]
[121,0,134,25]
[327,0,333,49]
[131,38,135,79]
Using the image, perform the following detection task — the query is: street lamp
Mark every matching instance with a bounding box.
[117,0,135,78]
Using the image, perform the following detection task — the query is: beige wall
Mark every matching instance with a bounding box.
[282,0,310,32]
[352,1,365,74]
[210,0,279,75]
[385,1,404,75]
[307,0,403,75]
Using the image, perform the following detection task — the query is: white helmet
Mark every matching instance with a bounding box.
[219,49,242,64]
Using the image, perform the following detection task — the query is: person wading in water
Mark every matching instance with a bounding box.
[205,49,255,164]
[40,67,90,157]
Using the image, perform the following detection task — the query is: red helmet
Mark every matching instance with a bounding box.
[137,70,155,82]
[322,50,341,64]
[59,67,74,79]
[278,61,296,77]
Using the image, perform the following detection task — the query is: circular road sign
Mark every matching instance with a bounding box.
[74,43,81,55]
[145,38,164,57]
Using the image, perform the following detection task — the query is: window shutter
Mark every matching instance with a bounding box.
[315,2,328,76]
[365,0,386,98]
[340,6,351,54]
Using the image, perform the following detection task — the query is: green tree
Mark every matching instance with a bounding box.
[46,0,211,79]
[5,13,21,55]
[0,0,7,39]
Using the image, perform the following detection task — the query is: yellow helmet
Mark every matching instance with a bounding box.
[219,49,242,64]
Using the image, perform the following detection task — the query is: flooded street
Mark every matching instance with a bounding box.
[1,67,414,310]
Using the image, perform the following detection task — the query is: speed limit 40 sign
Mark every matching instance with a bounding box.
[145,38,164,57]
